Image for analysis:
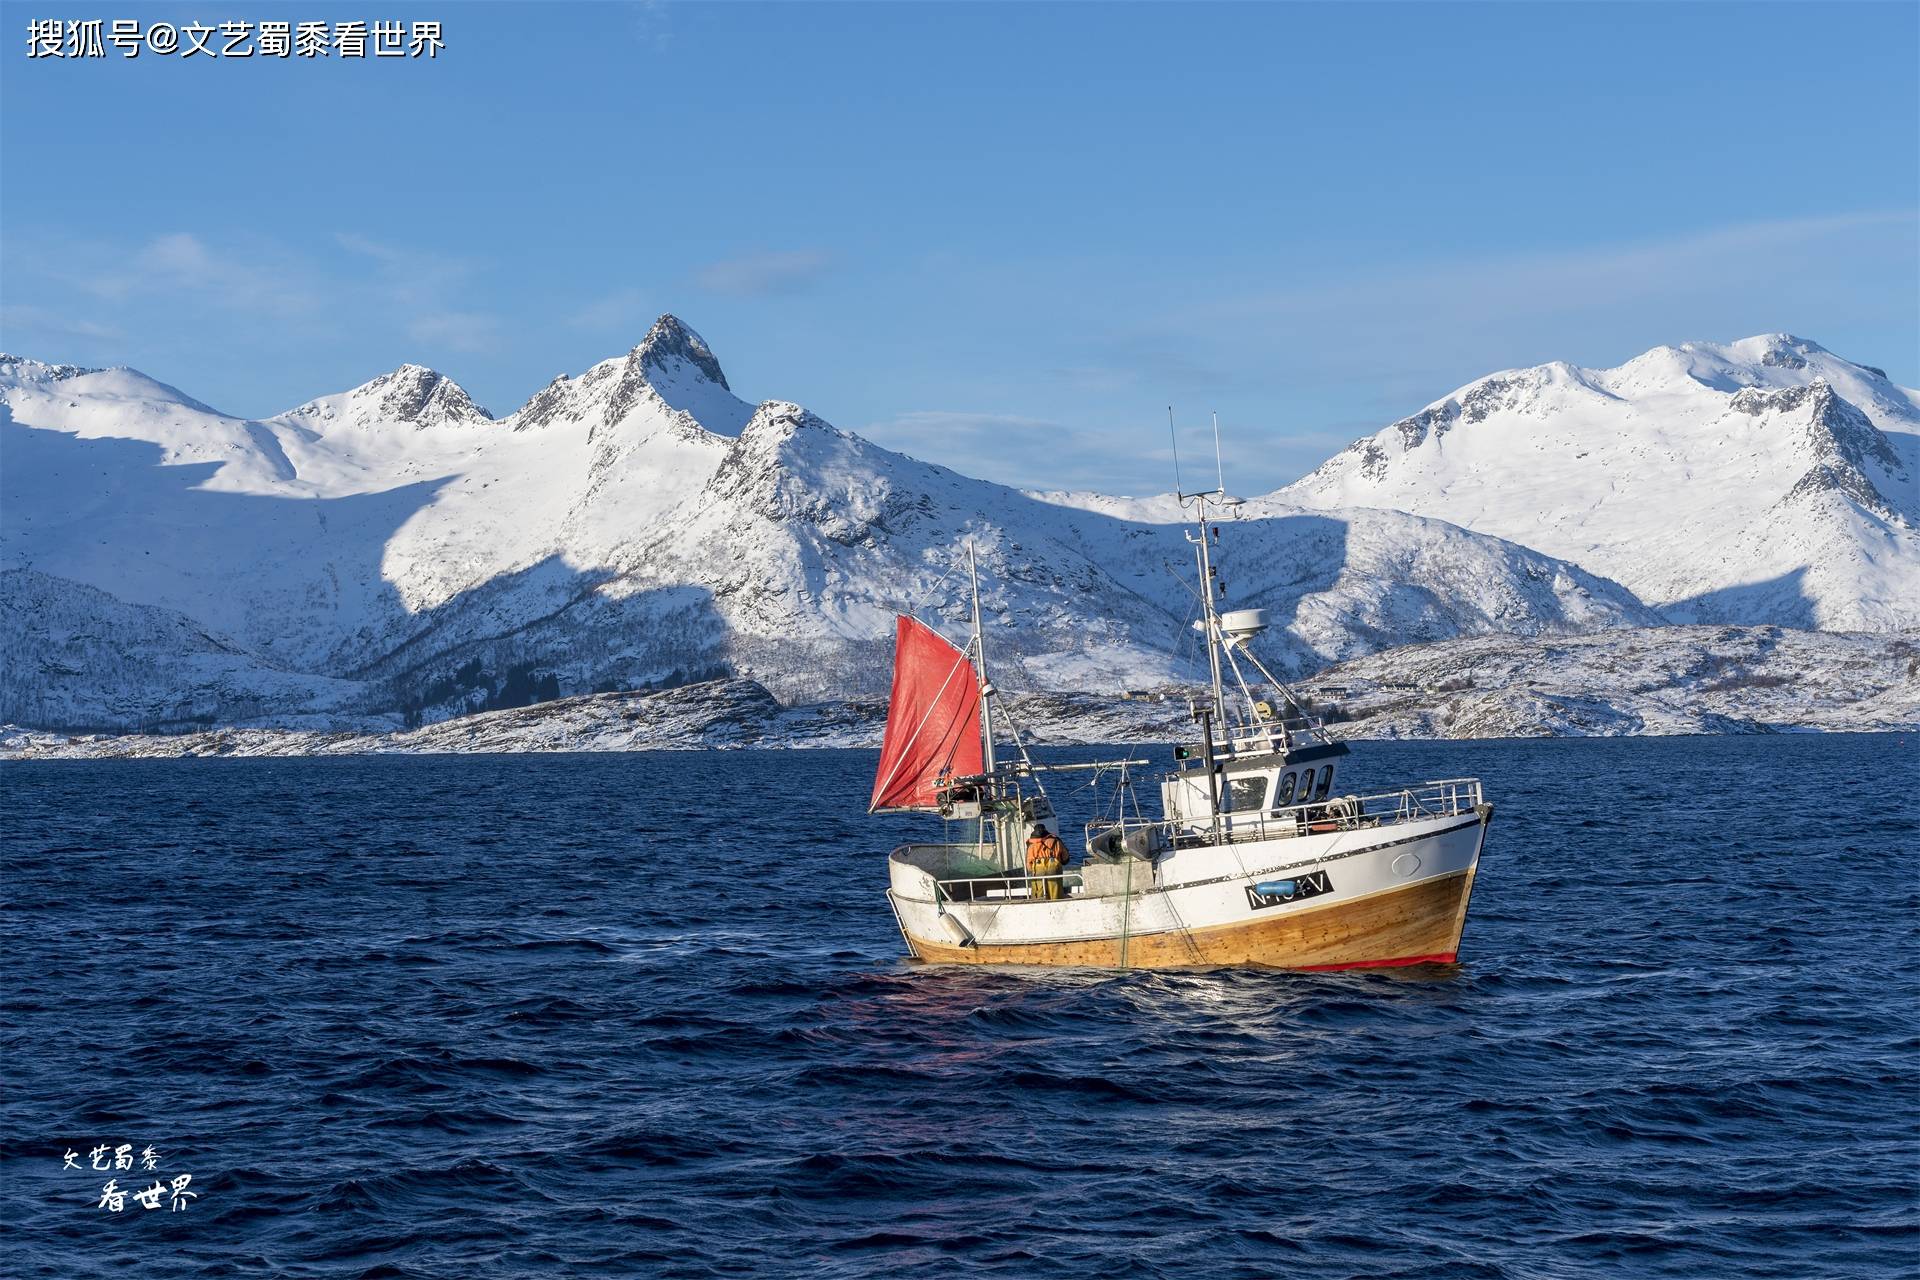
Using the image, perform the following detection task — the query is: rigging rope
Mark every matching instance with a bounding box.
[895,557,963,633]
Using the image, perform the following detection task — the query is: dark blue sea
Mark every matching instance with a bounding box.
[2,735,1916,1279]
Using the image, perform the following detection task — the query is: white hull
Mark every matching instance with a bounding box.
[887,806,1489,969]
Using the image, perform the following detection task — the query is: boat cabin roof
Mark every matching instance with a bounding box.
[1176,739,1348,776]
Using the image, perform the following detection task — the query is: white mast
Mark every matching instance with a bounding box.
[966,541,996,774]
[1192,503,1228,729]
[1211,411,1226,495]
[1205,414,1229,727]
[1173,408,1230,732]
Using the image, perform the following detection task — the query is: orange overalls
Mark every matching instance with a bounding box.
[1025,833,1068,901]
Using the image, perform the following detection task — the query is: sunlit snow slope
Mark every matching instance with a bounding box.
[1278,335,1920,630]
[1,318,1656,730]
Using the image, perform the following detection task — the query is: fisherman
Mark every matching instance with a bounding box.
[1025,822,1070,902]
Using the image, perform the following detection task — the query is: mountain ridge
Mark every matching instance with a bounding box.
[1278,333,1919,631]
[1,321,1910,734]
[275,363,495,433]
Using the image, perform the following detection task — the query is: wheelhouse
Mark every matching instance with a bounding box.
[1160,736,1351,837]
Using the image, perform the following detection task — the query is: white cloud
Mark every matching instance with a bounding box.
[630,0,672,48]
[1043,208,1920,488]
[862,410,1166,493]
[1169,209,1917,385]
[12,227,513,369]
[71,231,322,318]
[1214,210,1909,320]
[334,232,504,350]
[0,303,123,345]
[407,311,502,353]
[568,287,650,331]
[693,249,834,297]
[334,231,479,310]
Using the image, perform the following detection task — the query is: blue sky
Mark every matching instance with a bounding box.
[4,0,1915,494]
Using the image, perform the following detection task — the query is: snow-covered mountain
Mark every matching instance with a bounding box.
[1279,335,1920,631]
[1,318,1655,731]
[0,568,373,732]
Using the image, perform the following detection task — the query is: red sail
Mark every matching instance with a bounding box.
[869,615,984,813]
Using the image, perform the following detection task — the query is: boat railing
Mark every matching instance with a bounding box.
[932,870,1082,906]
[1215,716,1325,755]
[1087,777,1483,852]
[911,779,1481,903]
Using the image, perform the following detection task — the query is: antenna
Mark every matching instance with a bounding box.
[1168,406,1185,496]
[1211,412,1225,495]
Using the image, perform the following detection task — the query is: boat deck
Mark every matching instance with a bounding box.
[892,778,1484,906]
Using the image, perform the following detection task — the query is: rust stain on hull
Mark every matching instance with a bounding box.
[907,868,1478,970]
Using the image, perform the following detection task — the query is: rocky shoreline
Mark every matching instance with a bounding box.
[6,626,1913,760]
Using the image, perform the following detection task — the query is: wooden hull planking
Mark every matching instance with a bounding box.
[904,867,1478,970]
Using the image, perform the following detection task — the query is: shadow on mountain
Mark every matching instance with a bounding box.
[1,417,453,674]
[1,419,733,725]
[1182,510,1352,676]
[352,556,728,724]
[2,405,1645,725]
[1665,567,1819,629]
[891,502,1362,696]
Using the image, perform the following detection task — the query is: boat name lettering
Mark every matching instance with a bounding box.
[1245,870,1333,911]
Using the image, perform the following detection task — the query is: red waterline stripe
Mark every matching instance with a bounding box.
[1299,952,1456,972]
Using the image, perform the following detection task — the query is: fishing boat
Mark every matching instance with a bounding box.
[871,484,1493,971]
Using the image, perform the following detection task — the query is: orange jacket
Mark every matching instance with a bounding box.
[1026,833,1068,871]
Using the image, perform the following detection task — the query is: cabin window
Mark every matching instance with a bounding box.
[1227,776,1267,814]
[1276,772,1297,806]
[1315,766,1334,800]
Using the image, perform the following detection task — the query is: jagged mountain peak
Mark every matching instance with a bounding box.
[738,399,836,442]
[0,354,102,387]
[1731,331,1898,384]
[722,399,958,506]
[1280,333,1919,631]
[1732,380,1912,521]
[7,322,1914,735]
[710,401,864,503]
[278,363,493,431]
[633,314,730,392]
[1718,332,1832,365]
[1309,335,1911,477]
[1598,332,1901,398]
[1679,332,1826,362]
[1322,361,1618,476]
[667,399,1016,581]
[1,358,223,416]
[510,315,753,438]
[357,363,492,425]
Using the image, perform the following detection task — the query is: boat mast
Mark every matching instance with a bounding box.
[1174,409,1229,733]
[1192,506,1228,730]
[966,541,996,775]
